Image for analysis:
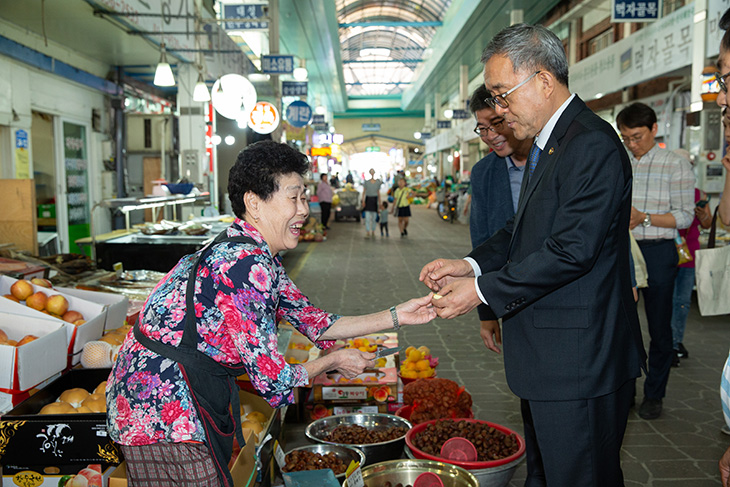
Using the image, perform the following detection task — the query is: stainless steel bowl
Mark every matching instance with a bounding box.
[405,446,524,487]
[305,413,412,466]
[283,444,366,480]
[342,459,479,487]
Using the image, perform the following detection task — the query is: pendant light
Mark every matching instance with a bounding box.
[154,43,175,87]
[193,72,210,102]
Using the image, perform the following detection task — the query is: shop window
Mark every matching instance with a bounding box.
[588,29,613,56]
[663,0,686,16]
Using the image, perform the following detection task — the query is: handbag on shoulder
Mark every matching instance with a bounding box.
[695,207,730,316]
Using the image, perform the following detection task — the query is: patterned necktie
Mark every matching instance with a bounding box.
[528,143,542,176]
[722,349,730,429]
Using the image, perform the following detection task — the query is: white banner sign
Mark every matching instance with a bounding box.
[707,0,730,58]
[570,5,693,100]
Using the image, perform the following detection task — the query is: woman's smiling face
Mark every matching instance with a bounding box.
[252,172,309,255]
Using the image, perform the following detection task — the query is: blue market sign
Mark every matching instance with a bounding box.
[452,109,469,119]
[262,55,294,74]
[282,81,307,97]
[437,120,452,129]
[285,101,312,128]
[611,0,659,22]
[420,132,432,139]
[15,129,28,149]
[362,123,381,132]
[223,4,268,30]
[312,114,326,125]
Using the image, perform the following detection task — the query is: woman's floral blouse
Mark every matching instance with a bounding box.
[106,220,338,445]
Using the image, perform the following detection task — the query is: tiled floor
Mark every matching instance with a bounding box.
[281,205,730,486]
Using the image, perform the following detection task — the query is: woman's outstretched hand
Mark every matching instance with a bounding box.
[396,293,438,325]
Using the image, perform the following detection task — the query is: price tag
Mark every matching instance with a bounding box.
[273,440,286,469]
[345,461,364,487]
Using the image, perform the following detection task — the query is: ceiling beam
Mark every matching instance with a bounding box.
[339,21,442,27]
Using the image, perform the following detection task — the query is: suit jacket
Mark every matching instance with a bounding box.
[469,153,517,322]
[468,96,646,401]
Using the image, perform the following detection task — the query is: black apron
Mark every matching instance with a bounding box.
[134,230,257,487]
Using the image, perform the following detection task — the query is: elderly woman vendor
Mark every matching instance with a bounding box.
[106,140,436,487]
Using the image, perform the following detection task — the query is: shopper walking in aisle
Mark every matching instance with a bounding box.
[106,141,437,487]
[419,24,645,486]
[393,177,414,237]
[380,201,390,237]
[668,149,712,366]
[362,168,382,239]
[467,83,531,354]
[616,102,695,420]
[717,111,730,226]
[317,173,333,230]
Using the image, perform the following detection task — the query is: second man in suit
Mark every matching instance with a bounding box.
[466,84,531,353]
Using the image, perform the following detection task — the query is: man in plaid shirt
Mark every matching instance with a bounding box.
[616,102,695,421]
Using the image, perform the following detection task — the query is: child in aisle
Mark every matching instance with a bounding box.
[380,201,389,237]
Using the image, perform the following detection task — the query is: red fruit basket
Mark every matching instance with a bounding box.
[405,418,525,469]
[395,405,473,422]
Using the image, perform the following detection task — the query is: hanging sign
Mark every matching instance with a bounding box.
[452,109,470,119]
[282,81,308,97]
[262,55,294,74]
[223,4,268,30]
[248,101,280,134]
[437,120,452,129]
[14,129,29,179]
[285,100,312,128]
[611,0,660,22]
[362,123,381,132]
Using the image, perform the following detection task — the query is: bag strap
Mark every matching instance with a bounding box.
[709,206,720,249]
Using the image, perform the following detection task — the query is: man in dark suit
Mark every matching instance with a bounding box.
[466,84,531,353]
[419,24,646,486]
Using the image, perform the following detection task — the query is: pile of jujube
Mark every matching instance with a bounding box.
[403,378,472,424]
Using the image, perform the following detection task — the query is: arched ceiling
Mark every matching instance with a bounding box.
[336,0,452,96]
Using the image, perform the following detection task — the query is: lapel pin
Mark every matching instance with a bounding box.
[548,147,554,155]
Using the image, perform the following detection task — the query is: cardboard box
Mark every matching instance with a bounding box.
[239,390,276,447]
[3,463,116,487]
[0,369,120,469]
[0,276,106,366]
[0,312,67,394]
[56,287,130,332]
[311,368,398,403]
[107,429,256,487]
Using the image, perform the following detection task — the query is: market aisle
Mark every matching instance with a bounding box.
[281,205,730,486]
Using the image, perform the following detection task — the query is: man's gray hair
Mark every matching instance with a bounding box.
[480,23,569,88]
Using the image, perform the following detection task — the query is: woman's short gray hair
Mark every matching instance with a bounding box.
[481,23,569,88]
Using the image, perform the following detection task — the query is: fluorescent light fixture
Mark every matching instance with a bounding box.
[153,43,175,87]
[225,135,235,145]
[193,73,211,102]
[454,151,460,157]
[413,132,422,139]
[211,134,222,145]
[447,155,454,162]
[293,67,308,81]
[594,93,604,99]
[315,105,326,115]
[690,101,704,112]
[694,10,707,23]
[329,125,336,133]
[417,166,422,172]
[414,148,419,153]
[360,48,391,57]
[443,109,454,119]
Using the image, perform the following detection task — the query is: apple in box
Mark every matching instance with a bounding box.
[0,276,106,366]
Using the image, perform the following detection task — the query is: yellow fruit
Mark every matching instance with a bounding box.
[376,358,386,367]
[417,369,433,378]
[401,369,418,379]
[408,349,423,362]
[415,359,430,371]
[418,346,431,356]
[405,346,416,357]
[358,346,369,352]
[405,361,417,371]
[367,344,378,352]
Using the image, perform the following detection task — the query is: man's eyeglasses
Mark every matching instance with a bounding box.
[485,71,541,109]
[621,134,645,145]
[715,70,730,93]
[474,118,505,136]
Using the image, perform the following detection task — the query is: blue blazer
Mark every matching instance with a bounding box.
[468,96,646,401]
[469,153,515,249]
[469,153,516,321]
